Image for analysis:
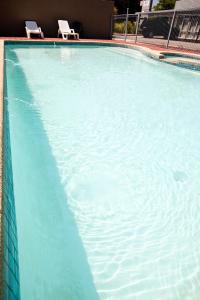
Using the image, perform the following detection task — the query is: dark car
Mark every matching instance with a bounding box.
[141,17,179,39]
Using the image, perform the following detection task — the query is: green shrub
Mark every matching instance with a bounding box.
[114,21,136,34]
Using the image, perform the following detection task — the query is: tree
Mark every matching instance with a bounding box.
[114,0,140,14]
[154,0,176,11]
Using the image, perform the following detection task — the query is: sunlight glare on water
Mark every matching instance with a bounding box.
[5,44,200,300]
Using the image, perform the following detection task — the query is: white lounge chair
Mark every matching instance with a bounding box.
[57,20,79,40]
[25,21,44,39]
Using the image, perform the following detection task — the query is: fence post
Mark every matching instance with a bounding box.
[166,10,176,48]
[135,13,141,44]
[125,8,129,41]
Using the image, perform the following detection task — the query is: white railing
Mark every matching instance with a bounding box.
[113,7,200,51]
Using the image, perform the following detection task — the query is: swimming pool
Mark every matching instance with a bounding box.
[161,53,200,72]
[3,43,200,300]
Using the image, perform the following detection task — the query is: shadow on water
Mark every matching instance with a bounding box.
[3,73,20,299]
[4,46,100,300]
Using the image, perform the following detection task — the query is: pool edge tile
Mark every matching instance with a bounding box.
[0,40,4,300]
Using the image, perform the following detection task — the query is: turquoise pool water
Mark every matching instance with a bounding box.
[4,44,200,300]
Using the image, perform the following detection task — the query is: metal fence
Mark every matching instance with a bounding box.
[113,8,200,52]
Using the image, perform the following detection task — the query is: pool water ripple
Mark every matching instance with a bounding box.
[5,45,200,300]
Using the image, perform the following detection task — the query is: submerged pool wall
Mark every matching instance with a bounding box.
[0,41,4,300]
[0,42,20,300]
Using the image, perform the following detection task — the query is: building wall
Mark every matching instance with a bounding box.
[175,0,200,10]
[141,0,154,12]
[0,0,114,38]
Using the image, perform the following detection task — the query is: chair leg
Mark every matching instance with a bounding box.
[62,33,68,40]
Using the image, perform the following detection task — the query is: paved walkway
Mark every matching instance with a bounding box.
[113,34,200,53]
[0,37,199,55]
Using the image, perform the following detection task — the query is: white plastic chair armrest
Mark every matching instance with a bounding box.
[70,29,75,33]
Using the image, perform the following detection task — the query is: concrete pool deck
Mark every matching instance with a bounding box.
[1,37,200,60]
[1,37,200,54]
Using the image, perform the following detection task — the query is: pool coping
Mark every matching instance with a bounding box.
[0,38,199,298]
[3,38,200,69]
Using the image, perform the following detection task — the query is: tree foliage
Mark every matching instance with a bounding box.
[154,0,176,11]
[114,21,136,33]
[114,0,141,14]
